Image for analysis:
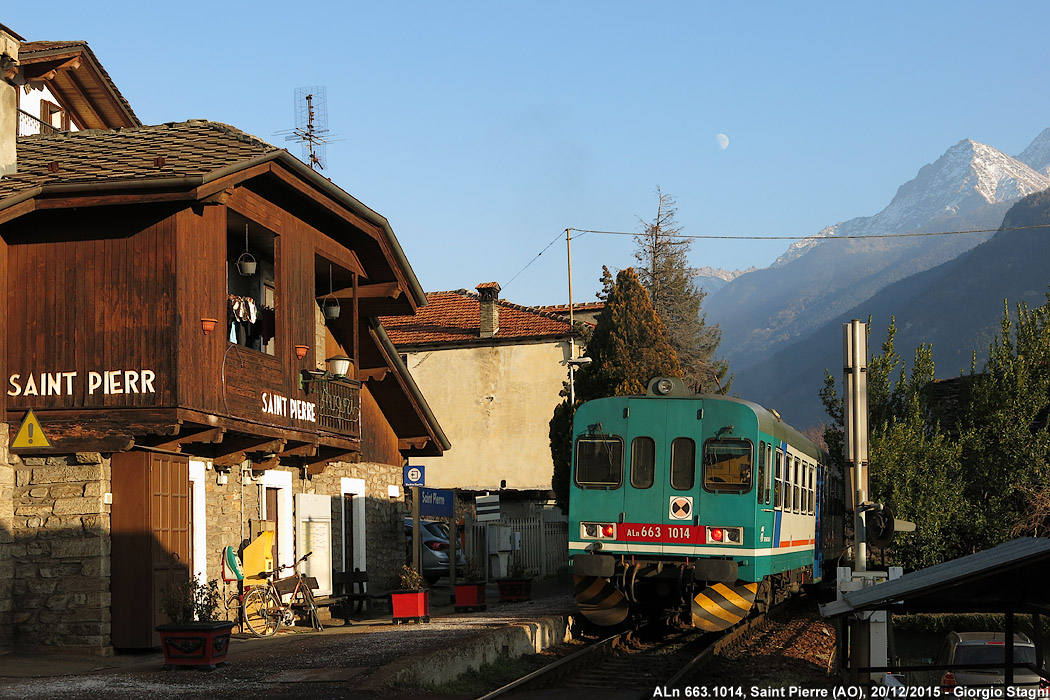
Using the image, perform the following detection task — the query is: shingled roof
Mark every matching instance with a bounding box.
[382,289,575,346]
[0,119,427,311]
[0,120,276,196]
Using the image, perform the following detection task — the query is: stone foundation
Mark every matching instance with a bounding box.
[7,451,111,653]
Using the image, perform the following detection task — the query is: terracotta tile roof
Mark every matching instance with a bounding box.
[535,301,605,314]
[382,289,574,346]
[0,120,279,199]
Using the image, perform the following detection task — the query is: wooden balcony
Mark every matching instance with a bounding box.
[302,372,362,440]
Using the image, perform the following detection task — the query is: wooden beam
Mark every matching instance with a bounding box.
[359,367,390,382]
[197,165,275,204]
[278,442,319,458]
[398,437,431,451]
[35,191,197,209]
[0,198,37,227]
[140,426,226,452]
[318,281,402,300]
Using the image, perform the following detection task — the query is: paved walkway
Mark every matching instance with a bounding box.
[0,579,575,700]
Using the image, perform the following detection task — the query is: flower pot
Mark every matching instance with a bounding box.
[496,578,532,602]
[156,620,236,670]
[454,582,487,612]
[390,589,429,623]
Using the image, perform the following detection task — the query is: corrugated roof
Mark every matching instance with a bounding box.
[382,289,574,346]
[1,120,276,197]
[820,537,1050,616]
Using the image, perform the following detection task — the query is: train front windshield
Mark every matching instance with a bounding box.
[575,436,623,487]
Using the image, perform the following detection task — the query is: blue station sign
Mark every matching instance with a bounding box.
[420,487,454,518]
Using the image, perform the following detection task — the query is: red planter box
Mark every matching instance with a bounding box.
[156,620,235,669]
[454,582,487,611]
[496,578,532,602]
[391,589,430,623]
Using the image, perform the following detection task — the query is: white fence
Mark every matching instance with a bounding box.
[465,518,568,580]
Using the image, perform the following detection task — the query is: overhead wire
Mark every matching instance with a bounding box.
[503,222,1050,292]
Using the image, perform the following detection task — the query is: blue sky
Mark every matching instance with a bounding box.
[7,3,1050,306]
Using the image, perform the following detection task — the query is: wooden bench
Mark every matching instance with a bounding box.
[285,575,349,628]
[333,569,394,616]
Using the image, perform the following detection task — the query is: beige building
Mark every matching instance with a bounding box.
[383,283,578,505]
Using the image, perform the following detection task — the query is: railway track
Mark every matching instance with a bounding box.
[476,611,771,700]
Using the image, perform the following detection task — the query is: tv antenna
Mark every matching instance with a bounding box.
[285,86,334,170]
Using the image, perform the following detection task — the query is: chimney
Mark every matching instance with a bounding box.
[476,282,501,338]
[0,24,23,178]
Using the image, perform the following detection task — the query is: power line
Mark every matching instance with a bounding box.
[503,230,565,290]
[565,223,1050,240]
[504,222,1050,292]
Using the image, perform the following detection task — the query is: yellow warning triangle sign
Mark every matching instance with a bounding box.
[12,409,51,449]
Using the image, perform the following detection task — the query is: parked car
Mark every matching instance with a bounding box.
[404,518,466,584]
[935,632,1046,692]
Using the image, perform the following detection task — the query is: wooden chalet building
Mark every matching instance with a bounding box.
[0,25,447,653]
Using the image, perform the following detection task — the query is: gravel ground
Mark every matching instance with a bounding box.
[703,597,840,695]
[0,592,577,700]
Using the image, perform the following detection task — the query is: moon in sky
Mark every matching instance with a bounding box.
[716,133,730,150]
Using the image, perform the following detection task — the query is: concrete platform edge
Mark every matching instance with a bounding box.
[373,613,574,691]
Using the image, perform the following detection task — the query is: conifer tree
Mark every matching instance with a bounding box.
[549,267,682,510]
[634,188,726,392]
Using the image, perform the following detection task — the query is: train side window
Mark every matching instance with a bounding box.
[766,445,774,504]
[574,436,624,488]
[774,449,783,509]
[669,437,696,490]
[756,441,766,505]
[702,438,753,492]
[809,465,816,513]
[630,436,656,489]
[789,457,797,512]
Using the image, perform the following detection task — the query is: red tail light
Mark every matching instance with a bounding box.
[601,524,615,538]
[425,540,449,551]
[710,528,724,542]
[941,671,956,692]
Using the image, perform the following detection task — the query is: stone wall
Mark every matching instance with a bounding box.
[302,460,407,591]
[7,452,110,653]
[0,426,13,650]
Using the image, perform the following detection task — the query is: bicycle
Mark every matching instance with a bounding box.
[241,551,322,637]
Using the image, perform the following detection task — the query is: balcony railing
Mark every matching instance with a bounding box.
[304,374,361,439]
[17,109,60,136]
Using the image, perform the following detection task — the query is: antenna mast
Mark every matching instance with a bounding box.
[287,86,333,170]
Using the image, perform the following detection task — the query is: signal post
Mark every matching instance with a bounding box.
[839,320,912,684]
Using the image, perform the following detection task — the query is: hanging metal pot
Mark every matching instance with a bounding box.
[237,224,256,276]
[322,295,341,319]
[236,251,257,276]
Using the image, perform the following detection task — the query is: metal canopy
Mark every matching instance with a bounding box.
[821,537,1050,617]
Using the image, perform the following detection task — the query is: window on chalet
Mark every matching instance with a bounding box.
[227,218,277,355]
[40,100,69,132]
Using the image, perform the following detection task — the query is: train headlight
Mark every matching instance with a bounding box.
[581,522,616,540]
[706,526,742,544]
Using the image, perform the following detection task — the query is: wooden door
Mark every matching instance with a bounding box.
[266,487,280,567]
[111,451,191,648]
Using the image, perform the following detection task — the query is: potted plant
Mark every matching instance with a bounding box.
[390,565,430,623]
[453,560,487,612]
[496,557,533,603]
[157,577,235,669]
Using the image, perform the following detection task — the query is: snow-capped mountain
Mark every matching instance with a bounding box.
[1016,127,1050,175]
[772,139,1050,268]
[707,131,1050,375]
